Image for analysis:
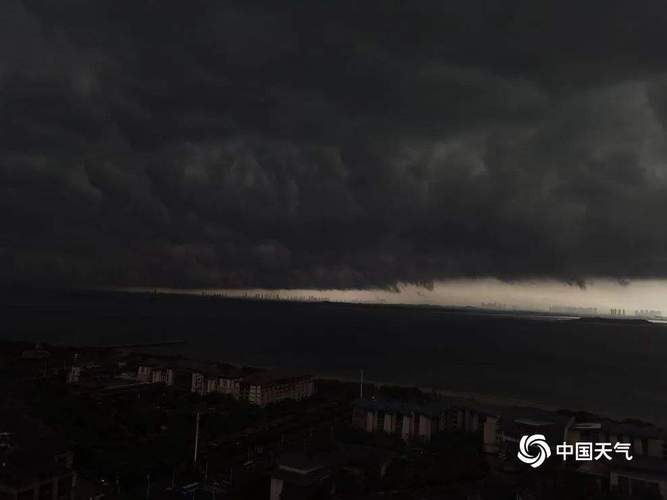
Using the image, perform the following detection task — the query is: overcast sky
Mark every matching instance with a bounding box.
[3,1,667,296]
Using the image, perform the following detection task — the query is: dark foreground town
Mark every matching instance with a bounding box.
[1,337,666,500]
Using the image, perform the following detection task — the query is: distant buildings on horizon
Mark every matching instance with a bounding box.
[478,302,663,319]
[635,309,662,318]
[609,308,663,319]
[549,305,598,316]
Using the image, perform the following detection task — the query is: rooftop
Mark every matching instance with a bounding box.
[571,422,603,431]
[273,453,332,486]
[277,452,328,474]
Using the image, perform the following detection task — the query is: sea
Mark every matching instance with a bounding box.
[2,289,667,426]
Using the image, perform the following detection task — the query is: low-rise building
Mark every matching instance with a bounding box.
[497,408,574,468]
[564,418,667,460]
[355,400,417,441]
[137,365,153,382]
[66,366,81,384]
[610,456,667,498]
[206,377,218,394]
[270,445,395,500]
[137,365,174,386]
[601,421,667,460]
[353,398,500,444]
[217,374,242,397]
[241,371,315,406]
[150,368,174,386]
[191,372,206,394]
[270,453,334,500]
[190,369,243,397]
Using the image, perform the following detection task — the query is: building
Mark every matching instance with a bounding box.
[137,365,174,386]
[565,419,667,460]
[549,306,598,316]
[190,370,242,397]
[353,398,501,445]
[353,399,436,441]
[150,368,174,386]
[0,455,74,500]
[610,457,667,498]
[635,309,662,318]
[270,445,396,500]
[0,421,75,500]
[206,377,218,394]
[191,372,206,394]
[137,365,153,382]
[217,374,242,397]
[240,371,315,406]
[66,366,81,384]
[20,348,50,360]
[572,420,667,498]
[484,406,667,466]
[270,453,334,500]
[497,408,574,469]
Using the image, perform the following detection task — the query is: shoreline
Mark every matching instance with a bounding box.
[317,373,662,428]
[2,337,661,428]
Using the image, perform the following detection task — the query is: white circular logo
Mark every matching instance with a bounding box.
[518,434,551,468]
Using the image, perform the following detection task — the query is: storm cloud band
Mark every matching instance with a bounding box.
[2,0,667,288]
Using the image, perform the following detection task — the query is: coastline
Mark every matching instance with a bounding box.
[317,373,662,428]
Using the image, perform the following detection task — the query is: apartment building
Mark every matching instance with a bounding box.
[150,368,174,386]
[190,370,243,397]
[191,371,206,394]
[66,366,80,384]
[353,398,501,445]
[137,365,174,386]
[609,457,667,498]
[240,371,315,406]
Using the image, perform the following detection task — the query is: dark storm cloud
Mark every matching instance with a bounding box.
[3,0,667,288]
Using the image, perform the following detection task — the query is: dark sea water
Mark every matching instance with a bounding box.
[2,289,667,426]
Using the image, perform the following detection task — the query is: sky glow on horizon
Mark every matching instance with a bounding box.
[116,278,667,315]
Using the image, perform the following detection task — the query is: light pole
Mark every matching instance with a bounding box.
[360,369,364,400]
[145,473,151,499]
[193,411,201,464]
